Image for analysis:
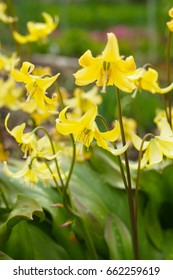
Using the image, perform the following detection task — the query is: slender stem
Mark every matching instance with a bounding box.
[32,126,65,188]
[116,87,139,260]
[166,31,172,128]
[96,114,128,190]
[135,133,154,223]
[54,81,65,109]
[6,0,22,58]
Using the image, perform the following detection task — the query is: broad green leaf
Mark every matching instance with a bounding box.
[5,220,70,260]
[104,213,133,260]
[6,194,45,228]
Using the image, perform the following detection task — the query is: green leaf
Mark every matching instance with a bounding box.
[5,220,70,260]
[0,195,45,248]
[144,201,163,250]
[0,250,12,260]
[162,230,173,260]
[6,194,45,228]
[104,214,133,260]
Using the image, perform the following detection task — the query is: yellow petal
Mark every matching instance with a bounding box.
[78,50,96,67]
[99,121,120,142]
[5,113,25,142]
[132,134,149,151]
[13,31,29,44]
[110,142,129,156]
[147,139,163,166]
[102,33,120,61]
[36,73,60,91]
[74,60,101,86]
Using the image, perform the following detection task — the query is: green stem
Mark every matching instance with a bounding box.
[6,0,22,58]
[32,126,65,189]
[167,31,172,128]
[116,87,139,260]
[135,133,155,223]
[96,114,128,190]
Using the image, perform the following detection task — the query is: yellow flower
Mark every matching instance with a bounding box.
[13,12,58,44]
[167,7,173,32]
[0,2,17,24]
[119,117,137,143]
[128,67,173,94]
[5,113,38,158]
[56,104,128,155]
[12,61,60,111]
[0,76,23,110]
[74,32,136,93]
[132,123,173,168]
[3,156,63,185]
[0,52,18,72]
[65,86,102,117]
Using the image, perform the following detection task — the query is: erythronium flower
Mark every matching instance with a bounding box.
[65,86,102,117]
[0,52,18,72]
[132,122,173,168]
[167,7,173,32]
[128,67,173,94]
[74,32,136,93]
[13,12,58,44]
[56,104,129,155]
[12,61,60,111]
[0,2,17,24]
[3,155,63,185]
[5,113,37,158]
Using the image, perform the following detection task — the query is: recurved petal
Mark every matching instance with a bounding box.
[132,134,149,151]
[13,31,29,44]
[3,158,30,178]
[99,121,120,142]
[36,73,60,91]
[5,113,26,142]
[78,50,96,67]
[110,142,129,156]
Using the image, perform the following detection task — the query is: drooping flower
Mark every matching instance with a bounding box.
[128,67,173,94]
[74,32,136,93]
[12,61,60,111]
[0,52,18,72]
[65,86,102,117]
[3,155,63,185]
[132,120,173,168]
[13,12,58,44]
[0,2,17,24]
[5,113,38,158]
[167,7,173,32]
[56,104,128,155]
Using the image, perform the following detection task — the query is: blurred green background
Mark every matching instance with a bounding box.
[2,0,172,62]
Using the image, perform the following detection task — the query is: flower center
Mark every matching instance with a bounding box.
[101,61,110,93]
